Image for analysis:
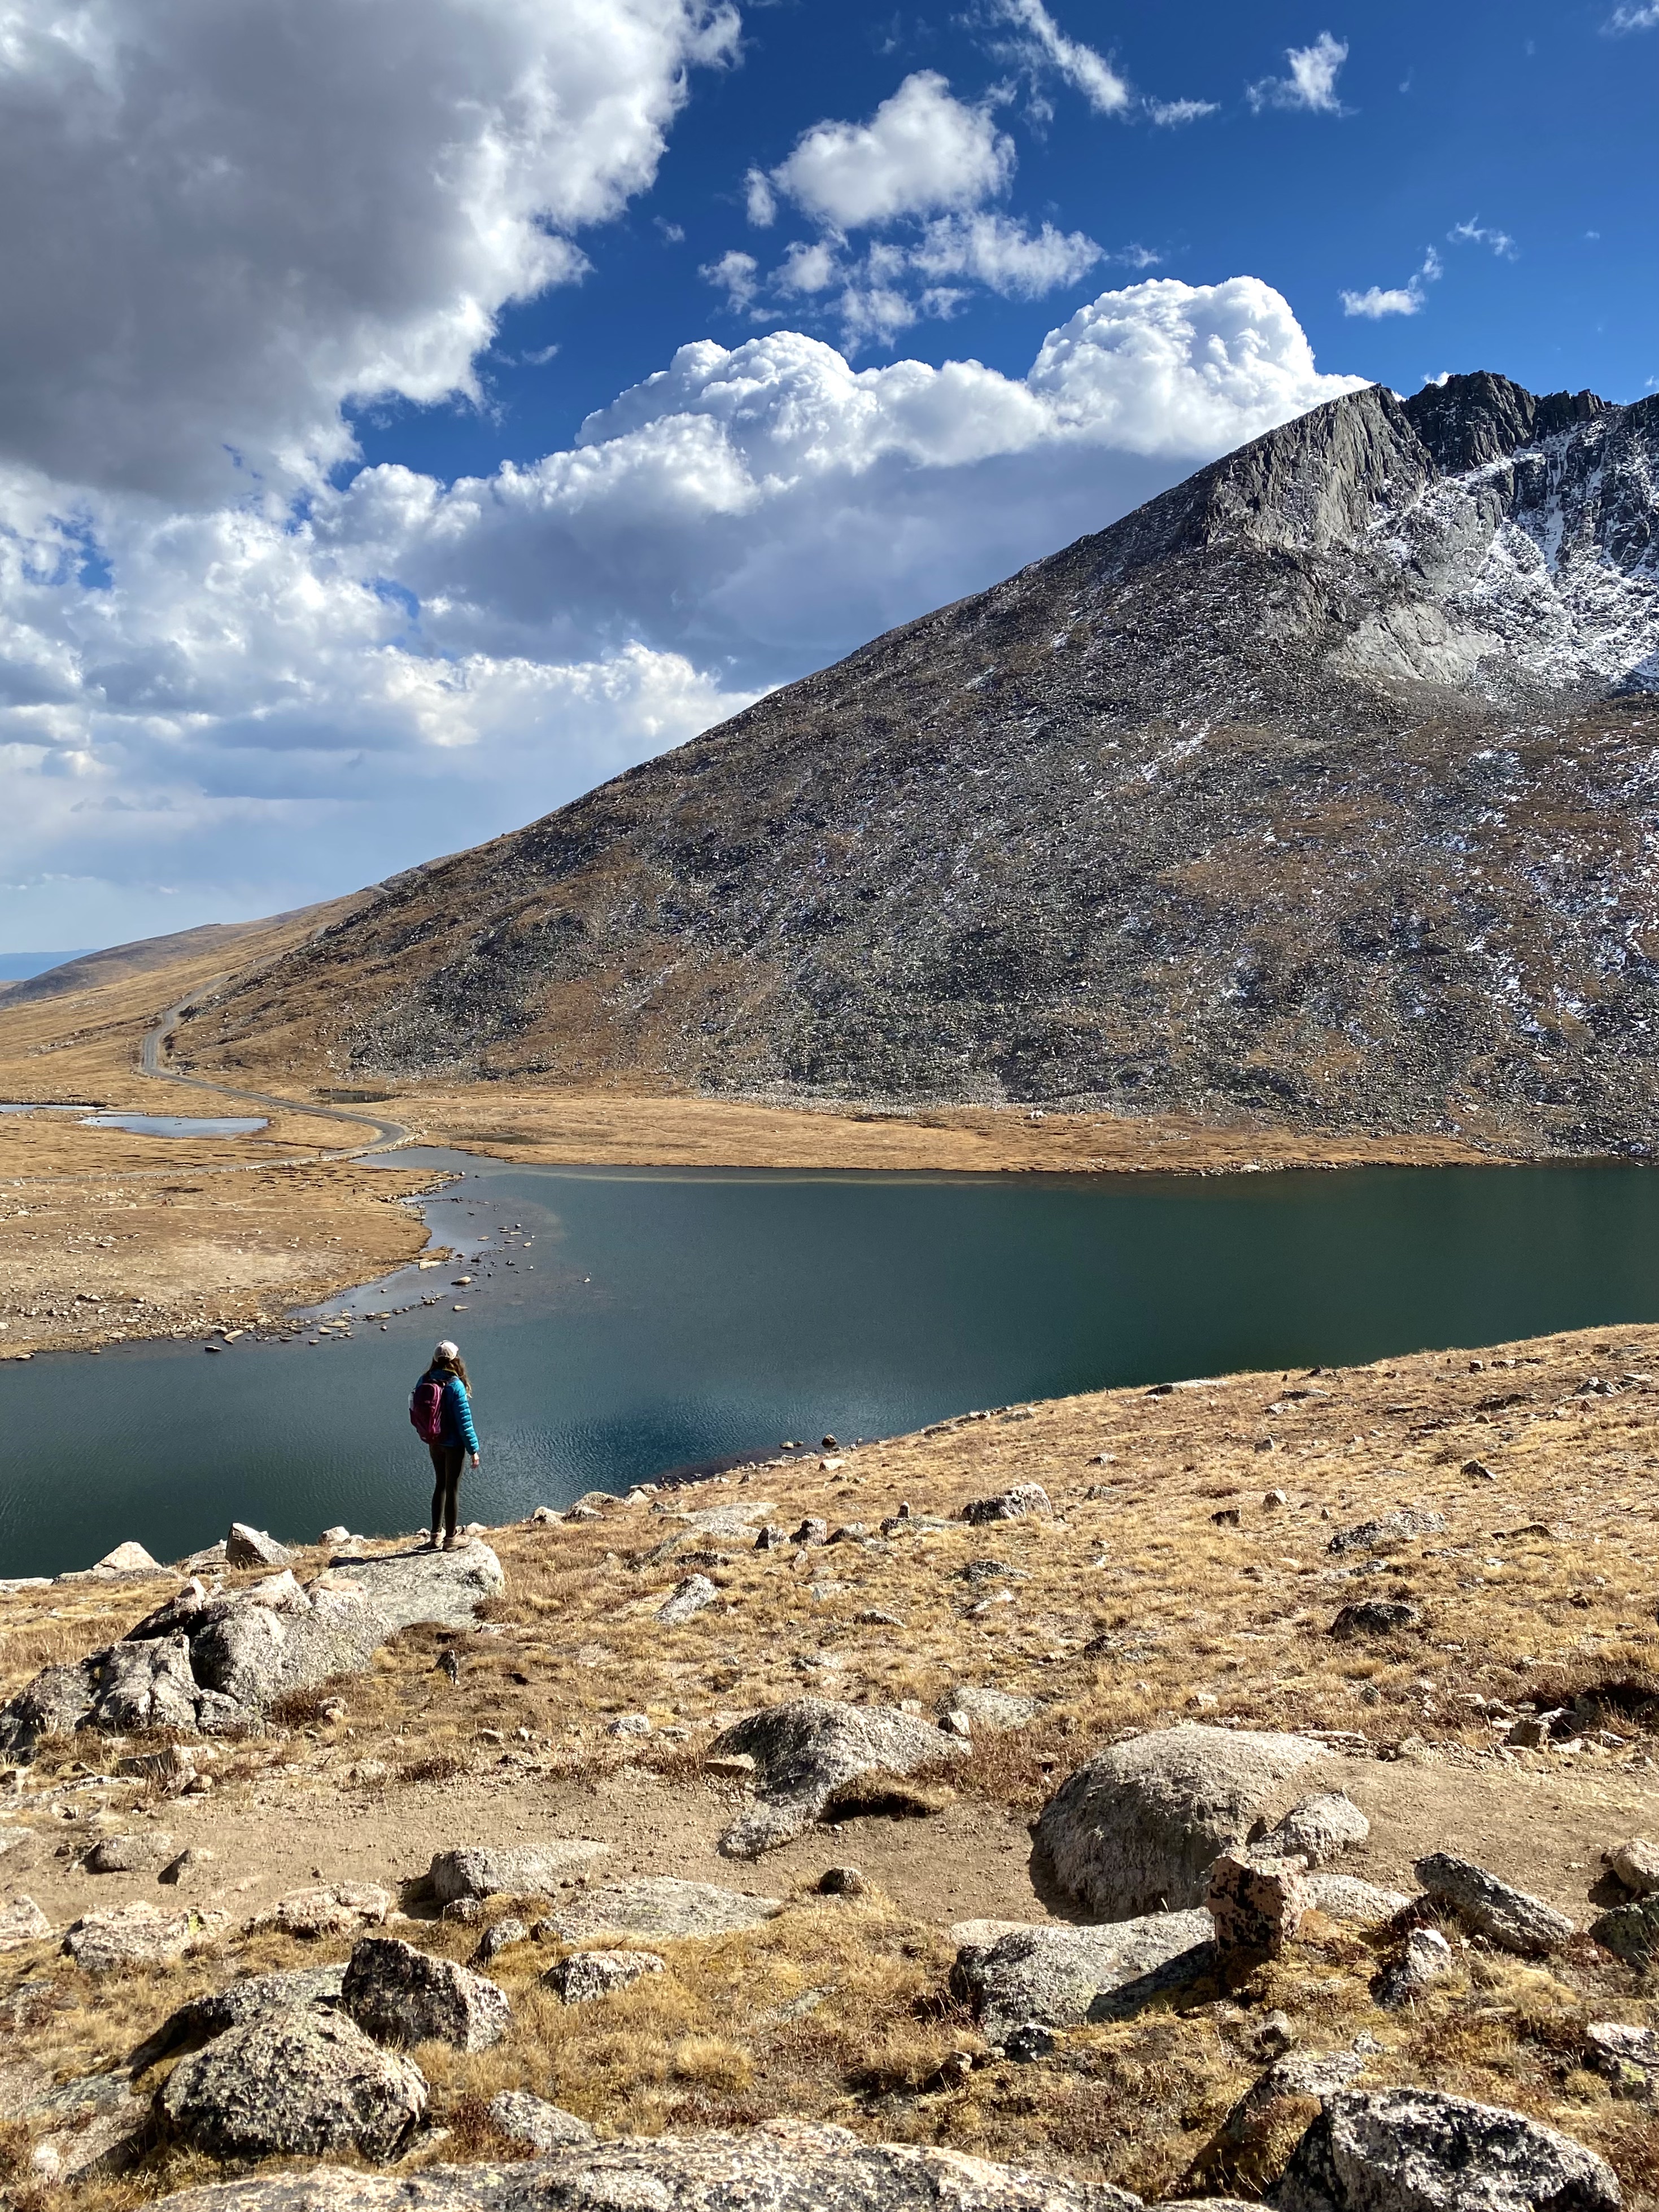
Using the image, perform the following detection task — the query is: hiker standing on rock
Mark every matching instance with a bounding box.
[410,1340,479,1551]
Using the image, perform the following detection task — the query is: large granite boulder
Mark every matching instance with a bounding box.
[1274,2089,1620,2212]
[136,2120,1142,2212]
[133,1965,347,2067]
[159,2009,426,2163]
[710,1698,967,1857]
[954,1912,1213,2042]
[0,1546,503,1759]
[1033,1726,1331,1920]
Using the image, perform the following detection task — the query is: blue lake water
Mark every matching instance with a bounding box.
[4,1151,1659,1579]
[79,1114,269,1137]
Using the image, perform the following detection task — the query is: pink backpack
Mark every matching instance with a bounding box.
[409,1378,446,1444]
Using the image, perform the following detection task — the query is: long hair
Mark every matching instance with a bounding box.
[431,1348,471,1394]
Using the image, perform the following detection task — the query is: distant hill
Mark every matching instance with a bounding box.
[176,373,1659,1153]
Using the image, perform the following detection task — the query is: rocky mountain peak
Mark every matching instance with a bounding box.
[181,370,1659,1150]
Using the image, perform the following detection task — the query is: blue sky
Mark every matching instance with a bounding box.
[0,0,1653,950]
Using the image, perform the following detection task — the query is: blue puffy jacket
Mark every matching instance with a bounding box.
[418,1368,478,1453]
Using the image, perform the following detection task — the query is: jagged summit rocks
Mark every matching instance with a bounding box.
[178,373,1659,1151]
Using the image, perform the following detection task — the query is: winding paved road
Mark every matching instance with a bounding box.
[138,980,413,1163]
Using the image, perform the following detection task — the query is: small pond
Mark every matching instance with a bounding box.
[78,1113,269,1138]
[4,1151,1659,1578]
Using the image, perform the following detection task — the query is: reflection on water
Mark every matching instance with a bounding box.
[4,1149,1659,1577]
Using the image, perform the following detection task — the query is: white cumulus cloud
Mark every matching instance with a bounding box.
[1248,31,1350,114]
[1605,3,1659,26]
[769,72,1014,230]
[1146,97,1220,125]
[0,0,737,507]
[1448,215,1518,260]
[0,279,1365,940]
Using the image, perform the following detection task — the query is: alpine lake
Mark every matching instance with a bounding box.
[5,1149,1659,1579]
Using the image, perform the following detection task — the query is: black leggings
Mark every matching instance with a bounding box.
[429,1443,465,1538]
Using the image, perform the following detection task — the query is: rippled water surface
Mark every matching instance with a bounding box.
[4,1151,1659,1577]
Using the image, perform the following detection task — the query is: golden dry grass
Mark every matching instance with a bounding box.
[11,1316,1659,2205]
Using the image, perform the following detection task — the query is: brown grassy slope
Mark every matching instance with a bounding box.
[0,911,433,1354]
[8,1317,1659,2207]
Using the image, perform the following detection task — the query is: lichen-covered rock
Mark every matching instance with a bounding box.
[1374,1927,1455,2009]
[138,2118,1143,2212]
[1326,1511,1447,1557]
[1604,1838,1659,1898]
[1304,1875,1412,1926]
[427,1841,609,1903]
[1329,1602,1422,1640]
[954,1912,1213,2043]
[1258,1795,1369,1865]
[0,1895,53,1949]
[134,1965,348,2066]
[1413,1853,1575,1955]
[85,1831,176,1874]
[710,1698,967,1857]
[1585,2022,1659,2100]
[535,1878,783,1943]
[486,2091,596,2150]
[541,1949,665,2003]
[0,1546,504,1759]
[226,1524,292,1568]
[267,1883,391,1939]
[1034,1725,1330,1920]
[1274,2088,1620,2212]
[341,1936,510,2051]
[940,1686,1040,1733]
[159,2008,426,2163]
[658,1573,719,1624]
[1590,1893,1659,1965]
[66,1900,219,1973]
[1208,1851,1311,1977]
[961,1485,1053,1525]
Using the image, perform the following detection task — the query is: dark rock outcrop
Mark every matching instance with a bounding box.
[1273,2088,1620,2212]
